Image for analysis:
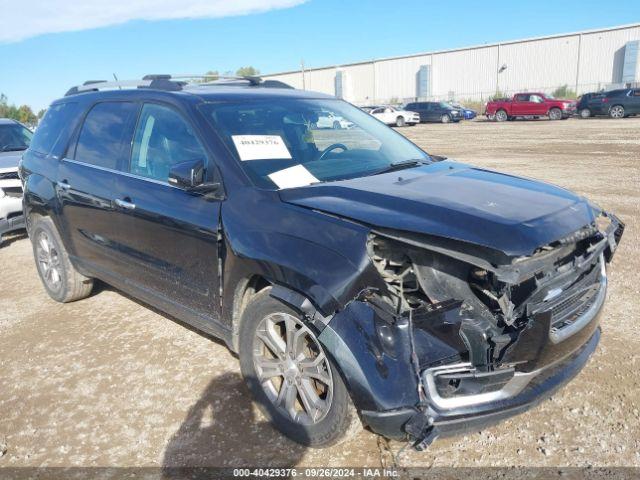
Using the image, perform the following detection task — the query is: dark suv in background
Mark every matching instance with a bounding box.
[585,88,640,118]
[20,75,623,449]
[575,92,605,118]
[404,101,462,123]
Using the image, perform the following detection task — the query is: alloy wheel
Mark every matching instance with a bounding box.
[610,106,624,118]
[549,108,562,120]
[36,231,62,292]
[495,110,507,122]
[253,312,333,425]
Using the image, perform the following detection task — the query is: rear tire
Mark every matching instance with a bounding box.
[495,110,508,122]
[30,216,93,303]
[549,108,562,120]
[332,121,342,129]
[609,105,625,119]
[396,116,406,127]
[239,287,360,447]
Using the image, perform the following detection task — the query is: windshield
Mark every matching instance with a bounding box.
[200,98,430,189]
[0,123,33,152]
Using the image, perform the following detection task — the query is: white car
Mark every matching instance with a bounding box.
[0,119,30,245]
[315,112,353,129]
[369,106,419,127]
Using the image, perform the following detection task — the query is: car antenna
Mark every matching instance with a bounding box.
[113,73,121,89]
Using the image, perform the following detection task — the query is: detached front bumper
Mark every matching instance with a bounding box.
[362,256,607,443]
[361,327,600,443]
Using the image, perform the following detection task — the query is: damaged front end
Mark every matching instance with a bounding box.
[318,211,624,448]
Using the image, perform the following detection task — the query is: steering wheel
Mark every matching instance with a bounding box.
[316,143,348,161]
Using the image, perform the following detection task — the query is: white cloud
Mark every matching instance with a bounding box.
[0,0,307,43]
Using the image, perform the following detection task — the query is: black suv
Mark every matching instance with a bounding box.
[585,88,640,118]
[404,101,462,123]
[20,75,624,449]
[575,92,605,118]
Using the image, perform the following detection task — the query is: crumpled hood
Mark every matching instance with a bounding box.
[279,160,596,258]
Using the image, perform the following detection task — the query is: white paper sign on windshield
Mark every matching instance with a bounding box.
[232,135,292,161]
[268,165,319,189]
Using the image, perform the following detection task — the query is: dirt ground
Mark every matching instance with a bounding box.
[1,117,639,470]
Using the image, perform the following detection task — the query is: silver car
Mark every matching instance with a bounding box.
[0,119,32,244]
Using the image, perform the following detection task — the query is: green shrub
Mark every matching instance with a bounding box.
[550,85,577,99]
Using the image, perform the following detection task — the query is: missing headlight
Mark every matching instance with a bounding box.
[367,233,425,311]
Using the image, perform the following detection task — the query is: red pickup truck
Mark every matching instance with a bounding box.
[485,93,577,121]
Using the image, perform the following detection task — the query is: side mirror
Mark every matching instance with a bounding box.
[168,159,224,198]
[169,159,204,189]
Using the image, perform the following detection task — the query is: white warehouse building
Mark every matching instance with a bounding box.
[263,23,640,105]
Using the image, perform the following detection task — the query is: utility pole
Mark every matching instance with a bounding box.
[575,34,582,95]
[495,44,501,94]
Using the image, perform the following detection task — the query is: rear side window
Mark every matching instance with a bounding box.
[74,102,139,170]
[29,102,79,155]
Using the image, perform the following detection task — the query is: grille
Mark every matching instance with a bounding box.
[550,282,601,331]
[0,171,19,180]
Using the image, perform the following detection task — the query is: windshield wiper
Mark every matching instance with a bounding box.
[367,159,424,176]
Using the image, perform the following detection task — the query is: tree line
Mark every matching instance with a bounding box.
[0,94,45,128]
[201,66,260,81]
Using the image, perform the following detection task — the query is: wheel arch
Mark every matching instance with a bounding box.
[22,173,57,226]
[229,274,271,352]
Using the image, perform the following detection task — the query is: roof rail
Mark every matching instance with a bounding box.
[64,73,289,97]
[165,74,262,86]
[65,79,153,96]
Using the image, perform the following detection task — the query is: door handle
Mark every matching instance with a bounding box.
[114,198,136,210]
[57,180,71,190]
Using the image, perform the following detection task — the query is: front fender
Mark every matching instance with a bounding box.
[221,187,384,317]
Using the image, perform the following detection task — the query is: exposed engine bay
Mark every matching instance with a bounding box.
[368,211,622,365]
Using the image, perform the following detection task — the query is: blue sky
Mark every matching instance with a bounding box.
[1,0,639,112]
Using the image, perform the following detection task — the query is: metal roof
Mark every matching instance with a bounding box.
[265,23,640,76]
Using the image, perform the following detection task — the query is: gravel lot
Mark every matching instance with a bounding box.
[0,117,639,470]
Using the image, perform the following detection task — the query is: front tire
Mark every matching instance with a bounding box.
[549,108,562,120]
[239,288,360,447]
[440,114,451,124]
[495,110,508,122]
[30,216,93,303]
[609,105,625,118]
[332,121,342,129]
